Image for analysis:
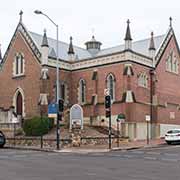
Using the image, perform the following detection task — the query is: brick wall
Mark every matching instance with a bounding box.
[0,32,41,118]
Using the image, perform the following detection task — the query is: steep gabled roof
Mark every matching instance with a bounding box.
[2,22,41,65]
[154,26,180,67]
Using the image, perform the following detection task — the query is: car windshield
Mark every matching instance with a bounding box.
[167,130,180,134]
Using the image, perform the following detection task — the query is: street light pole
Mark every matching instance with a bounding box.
[149,69,154,140]
[34,10,60,150]
[56,24,60,150]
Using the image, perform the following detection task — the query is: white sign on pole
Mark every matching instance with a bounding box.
[12,117,19,123]
[104,88,110,96]
[145,115,150,122]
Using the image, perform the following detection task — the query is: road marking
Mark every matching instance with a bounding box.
[0,156,9,159]
[164,153,179,157]
[144,156,157,160]
[130,151,144,154]
[13,155,27,158]
[123,155,134,158]
[86,173,97,176]
[146,152,161,155]
[161,158,178,162]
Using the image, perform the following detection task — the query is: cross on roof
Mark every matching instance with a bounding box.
[169,17,172,27]
[19,10,23,23]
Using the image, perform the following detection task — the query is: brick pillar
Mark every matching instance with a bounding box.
[39,67,50,116]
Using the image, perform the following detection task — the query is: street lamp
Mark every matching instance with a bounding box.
[34,10,60,150]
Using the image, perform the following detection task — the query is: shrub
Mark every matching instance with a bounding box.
[15,128,24,136]
[23,117,54,136]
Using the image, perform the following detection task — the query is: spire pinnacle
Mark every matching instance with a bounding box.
[19,10,23,23]
[68,36,75,55]
[124,19,132,41]
[149,31,156,50]
[0,44,2,62]
[41,29,49,47]
[169,17,172,27]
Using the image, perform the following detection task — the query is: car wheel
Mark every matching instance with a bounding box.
[166,141,171,145]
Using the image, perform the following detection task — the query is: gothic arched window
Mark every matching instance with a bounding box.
[60,82,68,105]
[166,51,179,74]
[79,79,86,104]
[138,73,148,88]
[13,53,24,76]
[106,74,115,101]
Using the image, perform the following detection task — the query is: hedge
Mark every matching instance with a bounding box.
[23,117,54,136]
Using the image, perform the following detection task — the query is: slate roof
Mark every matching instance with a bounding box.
[29,31,165,61]
[29,31,92,61]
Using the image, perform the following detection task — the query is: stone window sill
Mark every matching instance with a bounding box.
[12,74,26,79]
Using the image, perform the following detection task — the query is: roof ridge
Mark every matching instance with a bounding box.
[100,34,165,51]
[29,31,88,51]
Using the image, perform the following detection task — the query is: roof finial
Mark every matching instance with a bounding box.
[124,19,132,41]
[0,44,2,62]
[169,17,172,27]
[68,36,75,55]
[19,10,23,23]
[41,29,49,47]
[149,31,156,50]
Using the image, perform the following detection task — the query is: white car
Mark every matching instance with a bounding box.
[165,129,180,145]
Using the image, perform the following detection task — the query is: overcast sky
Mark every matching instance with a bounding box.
[0,0,180,55]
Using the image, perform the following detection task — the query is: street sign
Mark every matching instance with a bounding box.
[145,115,150,122]
[48,103,57,118]
[117,114,126,122]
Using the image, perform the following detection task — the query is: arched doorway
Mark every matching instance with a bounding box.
[13,88,25,125]
[16,91,23,116]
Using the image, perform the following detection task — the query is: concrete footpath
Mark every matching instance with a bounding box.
[5,138,167,153]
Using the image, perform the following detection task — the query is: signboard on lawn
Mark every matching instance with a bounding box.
[48,103,57,118]
[70,104,83,130]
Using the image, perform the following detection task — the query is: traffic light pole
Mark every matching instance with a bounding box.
[105,95,112,150]
[56,111,60,150]
[56,99,64,150]
[109,106,112,149]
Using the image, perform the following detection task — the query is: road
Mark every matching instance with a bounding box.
[1,145,180,180]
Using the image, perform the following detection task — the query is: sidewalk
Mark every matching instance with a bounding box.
[55,138,166,153]
[5,138,166,153]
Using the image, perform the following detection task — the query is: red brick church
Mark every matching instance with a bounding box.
[0,12,180,139]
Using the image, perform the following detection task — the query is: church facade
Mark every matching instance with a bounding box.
[0,14,180,139]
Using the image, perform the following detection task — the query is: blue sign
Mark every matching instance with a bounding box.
[48,103,57,114]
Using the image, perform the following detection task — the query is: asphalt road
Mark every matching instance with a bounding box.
[1,145,180,180]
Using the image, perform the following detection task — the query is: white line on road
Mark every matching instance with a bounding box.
[144,156,157,160]
[161,158,179,162]
[13,155,27,158]
[130,151,144,154]
[146,152,161,155]
[123,155,134,158]
[164,153,180,157]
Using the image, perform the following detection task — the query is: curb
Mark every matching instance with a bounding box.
[4,143,167,153]
[111,146,144,151]
[4,146,55,153]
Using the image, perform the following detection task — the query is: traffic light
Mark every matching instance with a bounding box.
[58,99,64,112]
[106,109,111,118]
[105,95,111,109]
